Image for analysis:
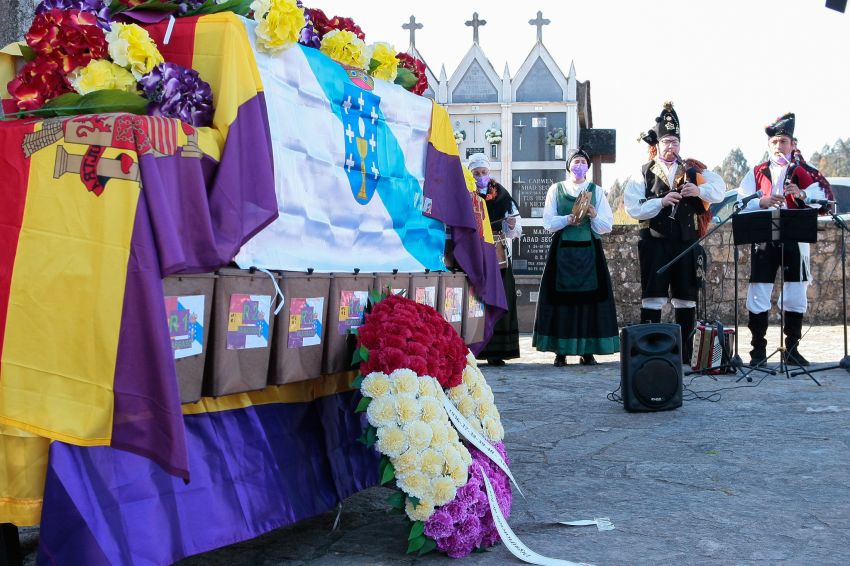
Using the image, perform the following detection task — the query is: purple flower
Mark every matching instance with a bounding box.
[35,0,111,30]
[296,1,321,48]
[424,441,513,558]
[175,0,206,15]
[139,62,214,127]
[424,509,454,540]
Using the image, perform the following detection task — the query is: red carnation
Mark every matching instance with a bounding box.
[7,56,72,111]
[25,9,107,75]
[356,294,466,388]
[306,8,365,41]
[396,52,428,96]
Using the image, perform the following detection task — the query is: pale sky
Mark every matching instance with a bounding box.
[313,0,849,188]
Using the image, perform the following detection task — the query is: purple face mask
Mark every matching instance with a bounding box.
[570,163,589,179]
[475,175,490,190]
[772,153,791,166]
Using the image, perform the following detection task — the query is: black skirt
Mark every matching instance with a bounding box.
[532,233,620,355]
[476,265,521,360]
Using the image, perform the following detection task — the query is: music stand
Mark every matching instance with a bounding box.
[792,206,850,377]
[733,208,821,384]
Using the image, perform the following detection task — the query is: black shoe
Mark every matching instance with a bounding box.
[554,355,566,367]
[749,350,767,367]
[487,358,506,367]
[786,349,811,367]
[579,354,598,366]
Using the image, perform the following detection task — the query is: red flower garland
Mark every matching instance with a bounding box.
[26,9,107,73]
[7,57,72,111]
[396,52,428,96]
[305,8,366,41]
[357,294,467,388]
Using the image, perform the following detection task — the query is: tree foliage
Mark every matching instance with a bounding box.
[712,147,749,189]
[808,138,850,176]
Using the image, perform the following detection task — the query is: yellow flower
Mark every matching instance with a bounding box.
[458,444,472,466]
[429,421,449,448]
[457,396,476,419]
[443,445,462,470]
[106,23,164,80]
[366,42,398,81]
[466,352,477,366]
[482,417,504,442]
[361,372,391,399]
[405,498,435,522]
[462,366,476,386]
[366,396,396,429]
[447,383,468,403]
[471,382,494,404]
[396,396,421,425]
[393,448,420,478]
[432,476,457,506]
[253,0,305,53]
[404,420,433,452]
[475,401,494,422]
[418,377,439,398]
[398,471,431,500]
[449,463,468,486]
[391,369,419,397]
[420,397,443,423]
[320,29,368,69]
[419,448,444,476]
[69,59,137,95]
[375,424,408,458]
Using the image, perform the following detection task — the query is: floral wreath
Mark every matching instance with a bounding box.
[352,293,511,557]
[484,128,502,145]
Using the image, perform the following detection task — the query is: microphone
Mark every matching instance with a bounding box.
[739,190,763,207]
[809,198,835,207]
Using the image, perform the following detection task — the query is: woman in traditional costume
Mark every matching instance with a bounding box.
[467,153,522,366]
[532,149,620,366]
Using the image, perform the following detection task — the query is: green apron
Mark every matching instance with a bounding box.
[555,182,600,293]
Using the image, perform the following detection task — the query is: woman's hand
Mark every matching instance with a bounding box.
[586,204,597,219]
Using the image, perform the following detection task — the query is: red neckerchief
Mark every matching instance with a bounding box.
[484,181,498,201]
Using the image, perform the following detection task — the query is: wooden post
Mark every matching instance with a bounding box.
[592,156,603,186]
[0,524,22,566]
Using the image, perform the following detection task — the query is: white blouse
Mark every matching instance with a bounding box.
[542,179,613,235]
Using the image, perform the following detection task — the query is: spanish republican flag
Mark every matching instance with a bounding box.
[0,14,277,524]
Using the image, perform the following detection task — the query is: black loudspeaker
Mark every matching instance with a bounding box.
[620,323,683,412]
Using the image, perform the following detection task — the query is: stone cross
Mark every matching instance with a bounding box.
[465,12,486,44]
[402,15,423,48]
[529,11,550,43]
[468,115,481,142]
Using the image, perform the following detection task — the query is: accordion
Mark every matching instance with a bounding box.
[690,322,736,374]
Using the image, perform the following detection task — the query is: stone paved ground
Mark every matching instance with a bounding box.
[19,326,850,566]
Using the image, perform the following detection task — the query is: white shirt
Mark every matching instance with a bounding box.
[624,159,726,220]
[737,162,824,211]
[542,179,613,235]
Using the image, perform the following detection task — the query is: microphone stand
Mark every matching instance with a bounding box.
[656,199,775,378]
[792,206,850,376]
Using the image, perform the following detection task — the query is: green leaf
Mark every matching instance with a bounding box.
[472,546,488,553]
[368,288,383,306]
[356,429,368,445]
[351,374,364,389]
[18,44,36,62]
[407,520,424,541]
[380,460,395,485]
[359,345,369,362]
[386,490,406,510]
[34,90,149,118]
[189,0,252,16]
[418,537,437,556]
[365,425,377,447]
[406,534,426,554]
[368,58,380,75]
[408,495,420,507]
[394,67,417,89]
[354,395,371,413]
[351,346,363,366]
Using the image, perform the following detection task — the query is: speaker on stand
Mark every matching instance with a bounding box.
[620,323,683,412]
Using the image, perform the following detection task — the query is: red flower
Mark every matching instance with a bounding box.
[7,56,72,111]
[396,52,428,96]
[306,8,365,41]
[356,294,466,388]
[26,9,107,74]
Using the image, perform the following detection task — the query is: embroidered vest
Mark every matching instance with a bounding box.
[640,161,704,241]
[753,161,815,209]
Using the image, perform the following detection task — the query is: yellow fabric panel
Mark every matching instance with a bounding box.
[428,102,459,157]
[192,13,265,141]
[462,167,495,245]
[0,42,25,101]
[0,132,140,446]
[182,371,357,415]
[0,425,49,526]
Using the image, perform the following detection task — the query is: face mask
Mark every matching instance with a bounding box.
[570,163,589,178]
[475,175,490,190]
[772,153,791,166]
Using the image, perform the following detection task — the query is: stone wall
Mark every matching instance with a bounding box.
[515,221,848,332]
[1,1,36,47]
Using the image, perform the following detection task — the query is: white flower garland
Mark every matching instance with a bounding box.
[445,354,505,443]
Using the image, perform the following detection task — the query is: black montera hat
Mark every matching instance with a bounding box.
[765,112,795,138]
[639,101,680,146]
